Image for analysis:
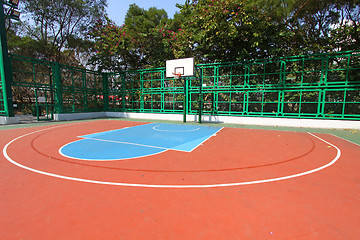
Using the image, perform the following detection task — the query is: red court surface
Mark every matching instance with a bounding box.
[1,120,360,239]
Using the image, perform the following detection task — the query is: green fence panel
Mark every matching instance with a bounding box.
[7,50,360,121]
[59,65,103,113]
[10,54,104,117]
[0,75,5,115]
[10,54,55,118]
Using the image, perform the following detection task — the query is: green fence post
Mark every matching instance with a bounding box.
[280,60,286,85]
[183,77,187,123]
[160,70,164,112]
[198,66,203,123]
[278,90,284,116]
[244,91,249,115]
[121,73,126,112]
[0,1,14,117]
[318,89,325,118]
[82,69,88,112]
[140,71,144,112]
[345,53,351,86]
[102,73,109,112]
[214,65,219,88]
[34,88,40,121]
[244,64,250,88]
[321,55,329,86]
[53,62,63,114]
[342,89,347,118]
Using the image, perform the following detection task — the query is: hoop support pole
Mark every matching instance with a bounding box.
[183,77,187,123]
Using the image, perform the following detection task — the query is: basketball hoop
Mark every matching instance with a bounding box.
[166,58,194,78]
[172,72,182,79]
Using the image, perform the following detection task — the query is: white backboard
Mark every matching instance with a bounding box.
[166,57,194,78]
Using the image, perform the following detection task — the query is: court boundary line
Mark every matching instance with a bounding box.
[3,125,341,188]
[58,138,169,161]
[185,127,223,152]
[153,124,201,132]
[59,123,223,160]
[79,123,151,137]
[59,122,174,161]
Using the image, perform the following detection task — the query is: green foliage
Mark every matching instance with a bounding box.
[175,0,290,62]
[89,17,133,71]
[8,0,360,70]
[17,0,108,64]
[90,4,176,71]
[256,0,360,54]
[124,4,172,68]
[171,0,359,62]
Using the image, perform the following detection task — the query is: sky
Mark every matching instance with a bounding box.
[106,0,186,26]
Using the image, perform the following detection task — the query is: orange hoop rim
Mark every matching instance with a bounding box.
[172,72,182,79]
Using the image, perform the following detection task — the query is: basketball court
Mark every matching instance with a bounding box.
[1,119,360,239]
[1,1,360,237]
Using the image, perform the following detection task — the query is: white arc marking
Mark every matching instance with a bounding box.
[153,125,200,132]
[3,126,341,188]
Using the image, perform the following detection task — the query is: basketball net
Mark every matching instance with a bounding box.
[173,72,182,79]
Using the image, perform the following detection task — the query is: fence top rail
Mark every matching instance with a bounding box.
[10,54,55,66]
[9,54,101,75]
[196,50,360,68]
[110,67,166,76]
[10,49,360,77]
[59,64,101,75]
[108,50,360,76]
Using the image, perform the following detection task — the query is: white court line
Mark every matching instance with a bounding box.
[153,124,201,132]
[58,138,169,161]
[78,122,152,137]
[79,137,170,150]
[59,123,222,158]
[179,127,224,152]
[59,135,189,158]
[2,126,341,188]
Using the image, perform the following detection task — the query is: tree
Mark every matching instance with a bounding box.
[173,0,360,63]
[89,17,135,71]
[329,1,360,51]
[124,4,172,68]
[175,0,287,63]
[19,0,108,64]
[247,0,360,54]
[90,4,176,71]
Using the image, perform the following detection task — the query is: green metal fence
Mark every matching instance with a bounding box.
[192,51,360,119]
[112,50,360,120]
[107,68,186,114]
[9,54,105,120]
[3,50,360,121]
[0,72,5,115]
[10,55,53,120]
